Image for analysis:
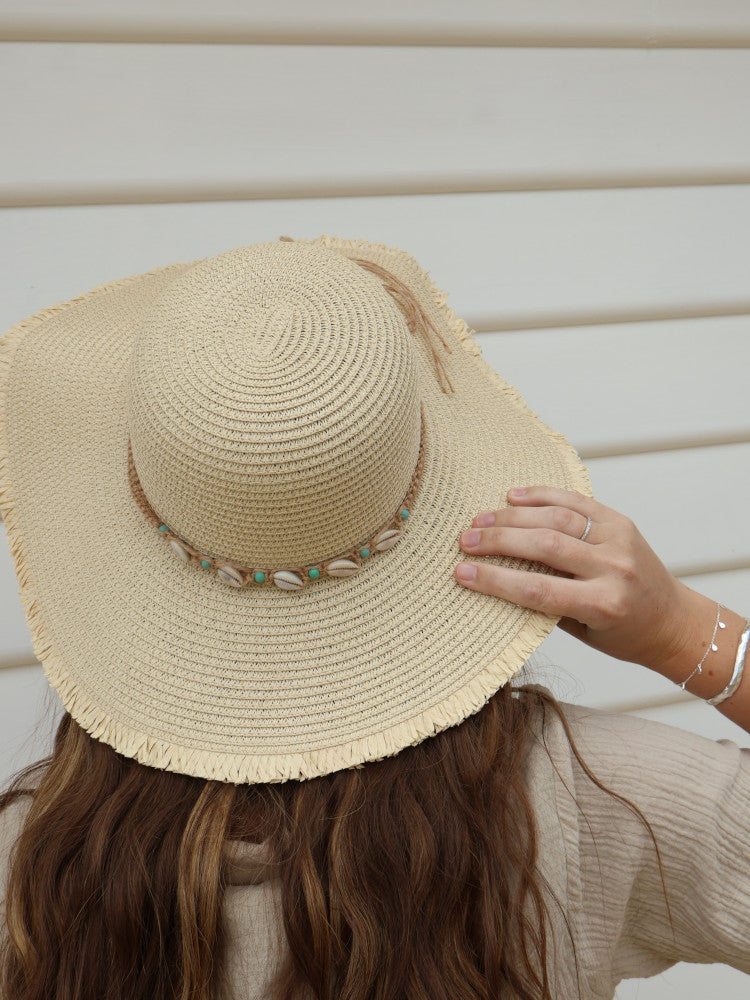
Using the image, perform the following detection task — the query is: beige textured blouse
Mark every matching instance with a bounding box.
[1,691,749,997]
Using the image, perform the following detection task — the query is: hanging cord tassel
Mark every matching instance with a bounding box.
[349,257,456,394]
[278,236,455,393]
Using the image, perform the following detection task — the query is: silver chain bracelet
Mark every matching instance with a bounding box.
[678,601,750,706]
[679,602,726,690]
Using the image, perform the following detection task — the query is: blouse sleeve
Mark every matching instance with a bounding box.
[558,700,750,982]
[0,795,34,947]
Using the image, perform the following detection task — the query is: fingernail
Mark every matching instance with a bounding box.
[474,511,495,527]
[456,563,477,582]
[462,530,481,547]
[509,488,527,497]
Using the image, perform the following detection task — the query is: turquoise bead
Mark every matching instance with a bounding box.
[359,548,370,558]
[254,571,266,583]
[201,559,211,568]
[400,508,410,519]
[309,568,320,579]
[158,524,168,533]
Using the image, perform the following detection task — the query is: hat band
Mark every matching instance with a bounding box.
[127,401,426,591]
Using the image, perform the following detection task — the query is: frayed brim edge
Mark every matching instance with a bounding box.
[0,239,594,785]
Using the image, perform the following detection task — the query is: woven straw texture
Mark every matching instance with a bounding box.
[0,234,593,784]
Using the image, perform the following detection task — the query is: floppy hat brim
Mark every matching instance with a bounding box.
[0,234,593,784]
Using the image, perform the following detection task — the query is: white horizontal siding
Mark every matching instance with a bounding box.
[2,0,750,46]
[3,187,750,334]
[3,44,750,206]
[614,962,750,1000]
[487,315,750,456]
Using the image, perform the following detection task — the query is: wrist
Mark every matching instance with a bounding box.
[649,582,746,700]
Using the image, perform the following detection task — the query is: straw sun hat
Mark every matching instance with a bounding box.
[0,234,592,785]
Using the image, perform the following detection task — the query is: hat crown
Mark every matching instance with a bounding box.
[126,242,421,569]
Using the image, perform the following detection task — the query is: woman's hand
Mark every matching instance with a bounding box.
[454,485,688,673]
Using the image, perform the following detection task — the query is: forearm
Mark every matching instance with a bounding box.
[649,581,750,736]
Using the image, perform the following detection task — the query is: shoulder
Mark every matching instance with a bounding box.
[533,691,750,843]
[0,794,34,855]
[553,701,750,976]
[552,695,749,780]
[0,793,35,916]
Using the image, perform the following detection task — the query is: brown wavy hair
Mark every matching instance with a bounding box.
[0,672,674,1000]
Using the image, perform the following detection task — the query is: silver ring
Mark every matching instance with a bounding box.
[579,515,592,542]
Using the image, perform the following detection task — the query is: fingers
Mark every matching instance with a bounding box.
[503,485,620,523]
[453,484,632,625]
[453,561,597,621]
[473,502,592,541]
[459,525,600,575]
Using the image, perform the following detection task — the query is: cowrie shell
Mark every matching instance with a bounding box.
[217,565,244,587]
[373,528,400,551]
[325,558,359,577]
[273,570,305,591]
[170,539,191,562]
